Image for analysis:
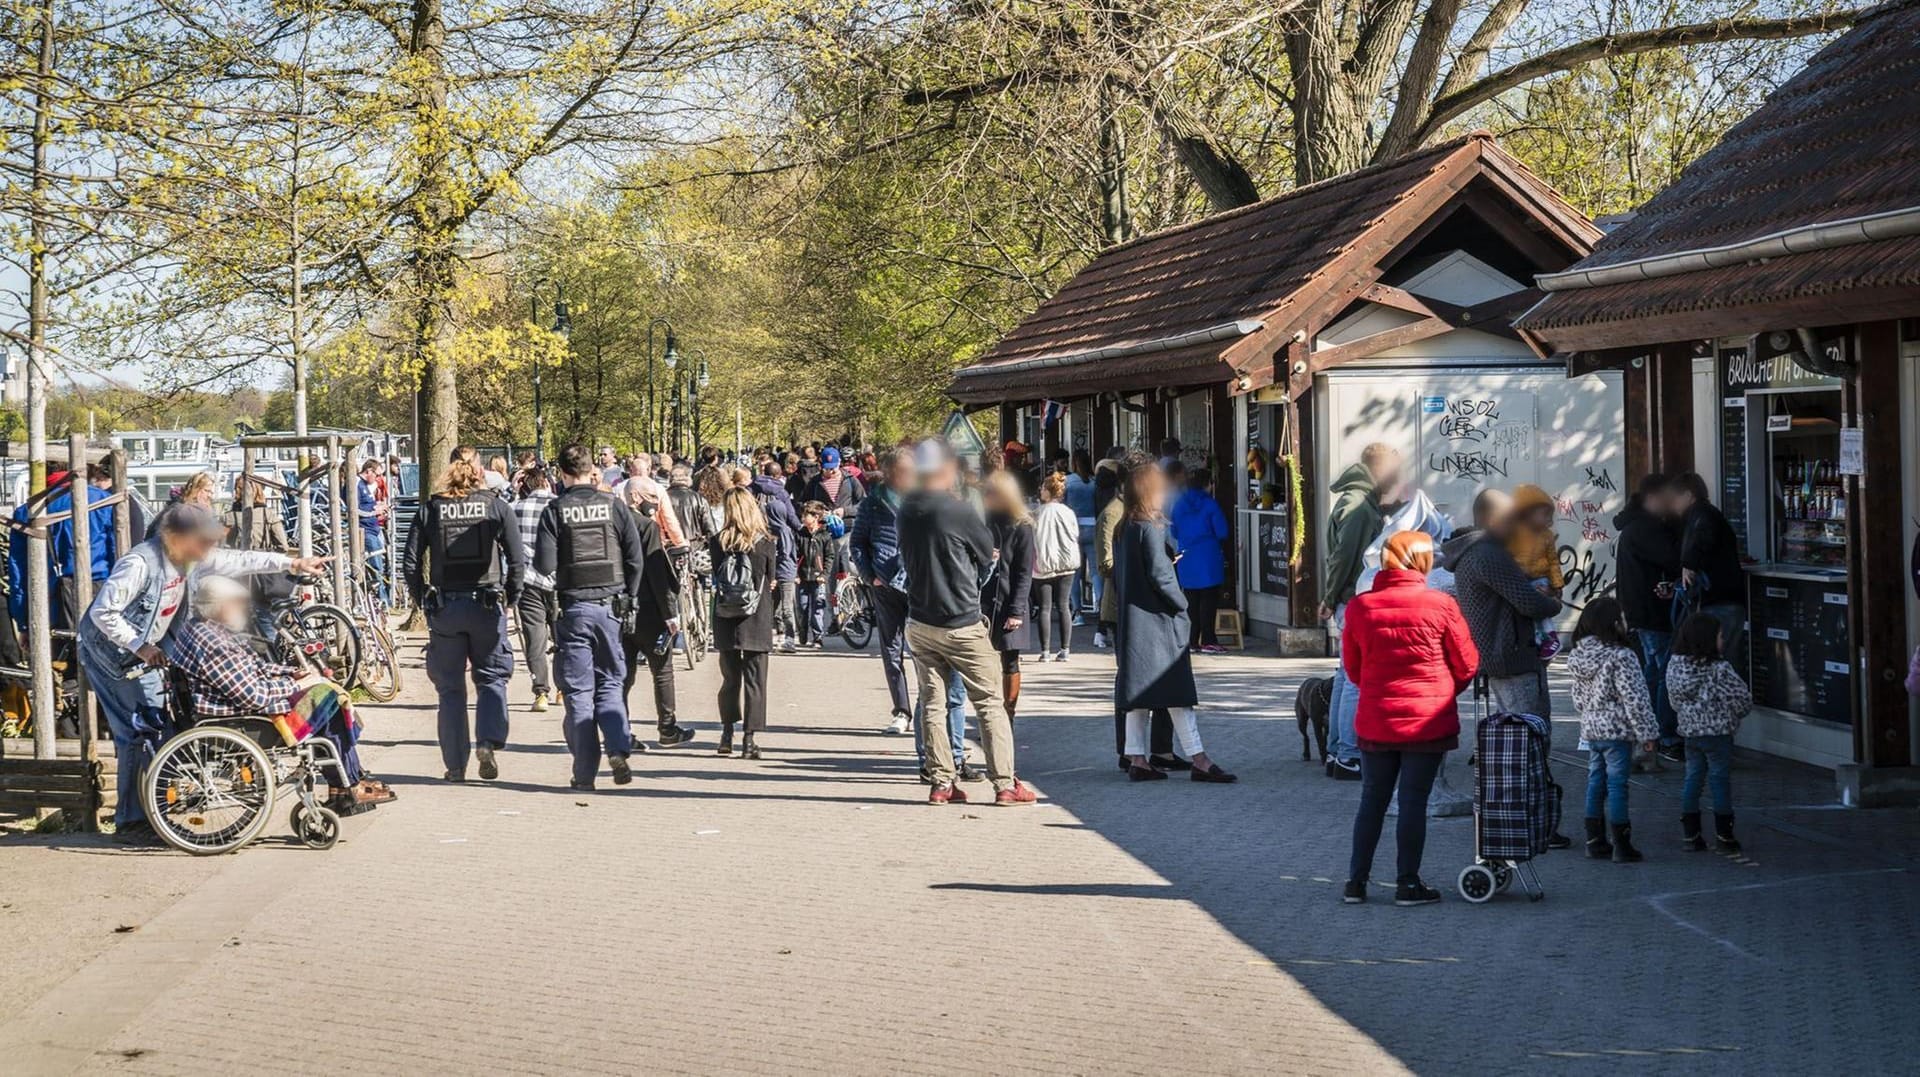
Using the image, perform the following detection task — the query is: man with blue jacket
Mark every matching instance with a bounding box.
[8,468,118,637]
[851,450,915,732]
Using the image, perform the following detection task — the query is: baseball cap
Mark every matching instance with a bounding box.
[822,446,842,469]
[912,438,954,475]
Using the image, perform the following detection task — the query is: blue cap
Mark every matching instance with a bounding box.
[822,446,842,468]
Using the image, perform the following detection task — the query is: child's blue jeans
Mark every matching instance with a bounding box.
[1681,734,1734,814]
[1584,739,1634,823]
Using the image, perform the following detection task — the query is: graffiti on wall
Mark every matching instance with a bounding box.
[1424,396,1534,482]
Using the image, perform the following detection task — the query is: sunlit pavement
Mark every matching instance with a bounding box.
[3,627,1917,1075]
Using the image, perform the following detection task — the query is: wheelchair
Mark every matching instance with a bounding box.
[140,670,353,855]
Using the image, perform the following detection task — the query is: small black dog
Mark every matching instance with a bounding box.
[1294,675,1333,761]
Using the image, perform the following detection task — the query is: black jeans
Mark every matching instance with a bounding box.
[516,587,556,695]
[621,627,678,730]
[870,585,912,716]
[1349,749,1444,886]
[1031,574,1072,654]
[719,649,768,732]
[1185,585,1222,648]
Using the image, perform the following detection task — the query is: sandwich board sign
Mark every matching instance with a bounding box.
[942,410,987,462]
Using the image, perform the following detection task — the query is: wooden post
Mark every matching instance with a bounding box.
[1209,383,1237,603]
[1285,343,1320,628]
[1146,394,1168,453]
[109,448,130,557]
[345,443,365,596]
[66,436,98,829]
[1091,397,1114,458]
[1653,342,1696,476]
[1849,321,1910,769]
[1621,355,1653,489]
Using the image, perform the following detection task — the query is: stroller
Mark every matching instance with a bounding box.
[1459,683,1560,903]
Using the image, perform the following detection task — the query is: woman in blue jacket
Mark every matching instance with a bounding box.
[1168,467,1230,653]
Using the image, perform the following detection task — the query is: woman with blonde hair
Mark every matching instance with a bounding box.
[1113,459,1234,783]
[979,469,1036,717]
[709,487,777,758]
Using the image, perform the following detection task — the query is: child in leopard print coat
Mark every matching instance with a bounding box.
[1666,613,1752,853]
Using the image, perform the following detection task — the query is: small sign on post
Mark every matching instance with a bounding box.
[942,410,986,462]
[1838,426,1864,476]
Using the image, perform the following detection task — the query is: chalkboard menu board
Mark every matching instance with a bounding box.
[1749,572,1851,722]
[1718,348,1750,553]
[1254,511,1290,597]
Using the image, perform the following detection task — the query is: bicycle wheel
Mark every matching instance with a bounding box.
[295,604,362,688]
[143,726,277,855]
[355,622,402,702]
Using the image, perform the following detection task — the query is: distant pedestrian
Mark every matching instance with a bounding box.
[511,466,558,713]
[980,471,1036,718]
[1064,450,1098,621]
[1672,472,1747,678]
[853,451,916,733]
[1029,472,1080,662]
[1168,466,1229,653]
[1614,474,1683,760]
[711,488,778,759]
[795,501,835,649]
[598,446,623,488]
[1093,459,1124,651]
[1566,596,1657,863]
[1322,443,1400,781]
[1667,612,1750,853]
[1340,531,1476,906]
[1113,457,1234,784]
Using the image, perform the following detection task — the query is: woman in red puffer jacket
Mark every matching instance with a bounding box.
[1340,531,1479,907]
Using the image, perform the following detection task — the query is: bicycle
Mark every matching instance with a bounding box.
[833,574,875,650]
[677,548,713,670]
[255,581,361,690]
[342,566,401,703]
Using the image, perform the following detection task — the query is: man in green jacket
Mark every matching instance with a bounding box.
[1318,443,1400,779]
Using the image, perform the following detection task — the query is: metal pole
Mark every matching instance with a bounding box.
[327,436,348,603]
[735,402,743,463]
[531,288,544,464]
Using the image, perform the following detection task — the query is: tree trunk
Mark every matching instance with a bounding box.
[1096,83,1132,246]
[409,0,458,494]
[1287,28,1372,186]
[25,0,55,756]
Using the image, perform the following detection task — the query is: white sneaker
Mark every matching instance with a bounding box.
[1053,650,1070,663]
[1093,631,1109,649]
[531,692,550,713]
[883,712,910,735]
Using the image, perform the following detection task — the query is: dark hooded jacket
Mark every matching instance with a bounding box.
[1448,529,1561,678]
[750,474,802,582]
[1613,501,1680,631]
[1323,463,1384,607]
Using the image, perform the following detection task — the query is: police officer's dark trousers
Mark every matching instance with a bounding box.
[556,598,630,785]
[426,594,514,776]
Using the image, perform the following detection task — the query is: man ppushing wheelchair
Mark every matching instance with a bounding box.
[138,575,396,854]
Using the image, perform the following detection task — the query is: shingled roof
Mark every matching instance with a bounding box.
[1517,0,1920,350]
[951,133,1596,403]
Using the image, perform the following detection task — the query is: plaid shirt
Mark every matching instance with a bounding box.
[513,490,557,590]
[173,618,301,718]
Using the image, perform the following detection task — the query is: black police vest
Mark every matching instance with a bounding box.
[554,490,625,592]
[429,493,502,589]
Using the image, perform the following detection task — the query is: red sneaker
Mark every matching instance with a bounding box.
[994,781,1038,806]
[928,783,968,805]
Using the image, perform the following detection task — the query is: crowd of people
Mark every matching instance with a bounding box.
[1321,446,1755,904]
[23,419,1772,892]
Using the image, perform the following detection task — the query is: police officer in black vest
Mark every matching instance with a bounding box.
[537,443,647,789]
[403,448,526,782]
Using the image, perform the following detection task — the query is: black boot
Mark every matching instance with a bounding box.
[1714,813,1741,854]
[1610,822,1643,863]
[717,723,735,756]
[1681,812,1707,851]
[1584,817,1613,859]
[742,732,761,760]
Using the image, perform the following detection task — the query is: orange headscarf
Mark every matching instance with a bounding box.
[1381,530,1434,575]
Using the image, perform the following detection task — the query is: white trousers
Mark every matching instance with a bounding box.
[1125,706,1203,757]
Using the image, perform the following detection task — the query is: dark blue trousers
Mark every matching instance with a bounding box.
[555,599,630,785]
[425,596,514,776]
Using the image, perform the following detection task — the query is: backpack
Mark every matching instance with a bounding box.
[714,548,761,619]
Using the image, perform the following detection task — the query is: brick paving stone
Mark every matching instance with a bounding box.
[1,627,1915,1075]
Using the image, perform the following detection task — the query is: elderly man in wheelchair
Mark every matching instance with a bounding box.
[144,575,395,854]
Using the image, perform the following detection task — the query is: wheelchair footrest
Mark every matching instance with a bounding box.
[325,797,380,818]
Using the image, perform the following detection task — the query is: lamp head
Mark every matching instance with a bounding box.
[552,298,571,338]
[663,329,679,370]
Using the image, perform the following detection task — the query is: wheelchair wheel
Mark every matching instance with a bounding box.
[355,623,402,702]
[289,804,341,850]
[143,726,277,855]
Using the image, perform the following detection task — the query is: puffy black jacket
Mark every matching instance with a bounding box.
[1680,501,1746,608]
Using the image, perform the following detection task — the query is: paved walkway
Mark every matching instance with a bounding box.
[3,628,1918,1075]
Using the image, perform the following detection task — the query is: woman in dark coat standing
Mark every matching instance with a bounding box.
[710,487,779,759]
[1113,461,1235,784]
[980,471,1036,718]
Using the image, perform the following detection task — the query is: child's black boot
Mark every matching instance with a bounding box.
[1681,812,1707,851]
[1610,822,1643,863]
[1713,813,1741,854]
[1584,817,1612,859]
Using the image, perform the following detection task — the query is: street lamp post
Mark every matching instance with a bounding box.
[530,278,571,463]
[646,317,677,451]
[691,354,710,456]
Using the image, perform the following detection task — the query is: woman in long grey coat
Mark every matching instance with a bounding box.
[1113,462,1236,784]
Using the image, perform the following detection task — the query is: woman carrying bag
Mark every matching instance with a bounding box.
[710,488,778,759]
